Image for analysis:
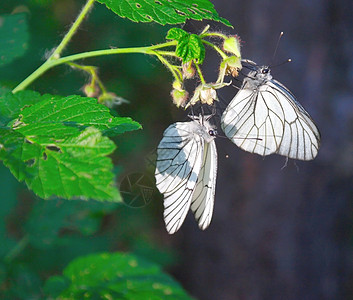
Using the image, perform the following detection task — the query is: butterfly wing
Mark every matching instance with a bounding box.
[155,122,204,234]
[269,80,320,160]
[191,139,217,230]
[221,79,320,160]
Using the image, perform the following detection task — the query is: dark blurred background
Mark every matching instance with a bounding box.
[0,0,352,299]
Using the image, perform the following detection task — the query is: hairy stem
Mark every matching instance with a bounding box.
[201,32,228,40]
[202,40,228,59]
[50,0,95,59]
[152,50,182,82]
[195,62,206,84]
[12,41,177,93]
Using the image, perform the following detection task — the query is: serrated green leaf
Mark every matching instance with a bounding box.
[0,92,141,201]
[0,91,45,126]
[0,127,120,201]
[175,33,205,64]
[44,252,193,299]
[0,13,29,66]
[11,92,141,136]
[96,0,232,27]
[166,27,188,41]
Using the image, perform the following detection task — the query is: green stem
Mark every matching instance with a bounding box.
[4,235,29,263]
[154,50,178,57]
[68,62,107,93]
[202,40,228,59]
[50,0,95,59]
[152,51,182,82]
[94,76,107,94]
[201,32,228,40]
[12,41,177,93]
[194,62,206,84]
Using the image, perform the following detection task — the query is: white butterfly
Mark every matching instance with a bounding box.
[221,59,321,161]
[155,115,217,234]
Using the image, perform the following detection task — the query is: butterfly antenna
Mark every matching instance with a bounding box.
[200,105,205,116]
[200,105,205,124]
[270,31,284,66]
[204,104,217,122]
[187,105,195,120]
[271,58,292,69]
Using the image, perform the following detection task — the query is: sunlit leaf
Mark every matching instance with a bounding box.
[0,92,141,201]
[96,0,232,26]
[167,28,205,63]
[166,27,188,41]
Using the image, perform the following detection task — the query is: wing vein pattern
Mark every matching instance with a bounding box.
[221,66,320,161]
[155,117,217,234]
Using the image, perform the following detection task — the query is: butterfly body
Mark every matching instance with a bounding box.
[244,66,273,89]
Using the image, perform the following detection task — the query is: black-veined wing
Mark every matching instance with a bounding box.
[155,116,217,234]
[191,138,217,230]
[221,64,320,161]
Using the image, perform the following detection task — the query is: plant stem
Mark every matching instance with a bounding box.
[68,62,107,93]
[12,41,177,93]
[202,40,228,59]
[50,0,95,59]
[152,50,182,82]
[195,63,206,84]
[201,32,228,40]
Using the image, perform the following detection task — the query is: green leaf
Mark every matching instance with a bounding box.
[0,90,44,126]
[44,252,193,299]
[0,92,141,201]
[11,92,141,136]
[169,31,205,64]
[166,28,188,41]
[96,0,232,27]
[0,13,29,66]
[0,126,120,201]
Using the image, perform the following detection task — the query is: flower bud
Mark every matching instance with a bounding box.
[171,89,189,108]
[83,84,99,98]
[223,35,241,58]
[182,62,196,79]
[172,80,183,91]
[200,87,217,105]
[220,56,242,78]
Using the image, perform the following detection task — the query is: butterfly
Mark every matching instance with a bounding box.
[155,114,217,234]
[221,59,321,161]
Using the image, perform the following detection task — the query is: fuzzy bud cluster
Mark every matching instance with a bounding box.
[171,80,189,108]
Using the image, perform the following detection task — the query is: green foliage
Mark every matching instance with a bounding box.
[24,198,118,249]
[0,13,29,66]
[44,252,193,299]
[0,91,141,201]
[167,28,205,64]
[96,0,231,26]
[0,0,233,298]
